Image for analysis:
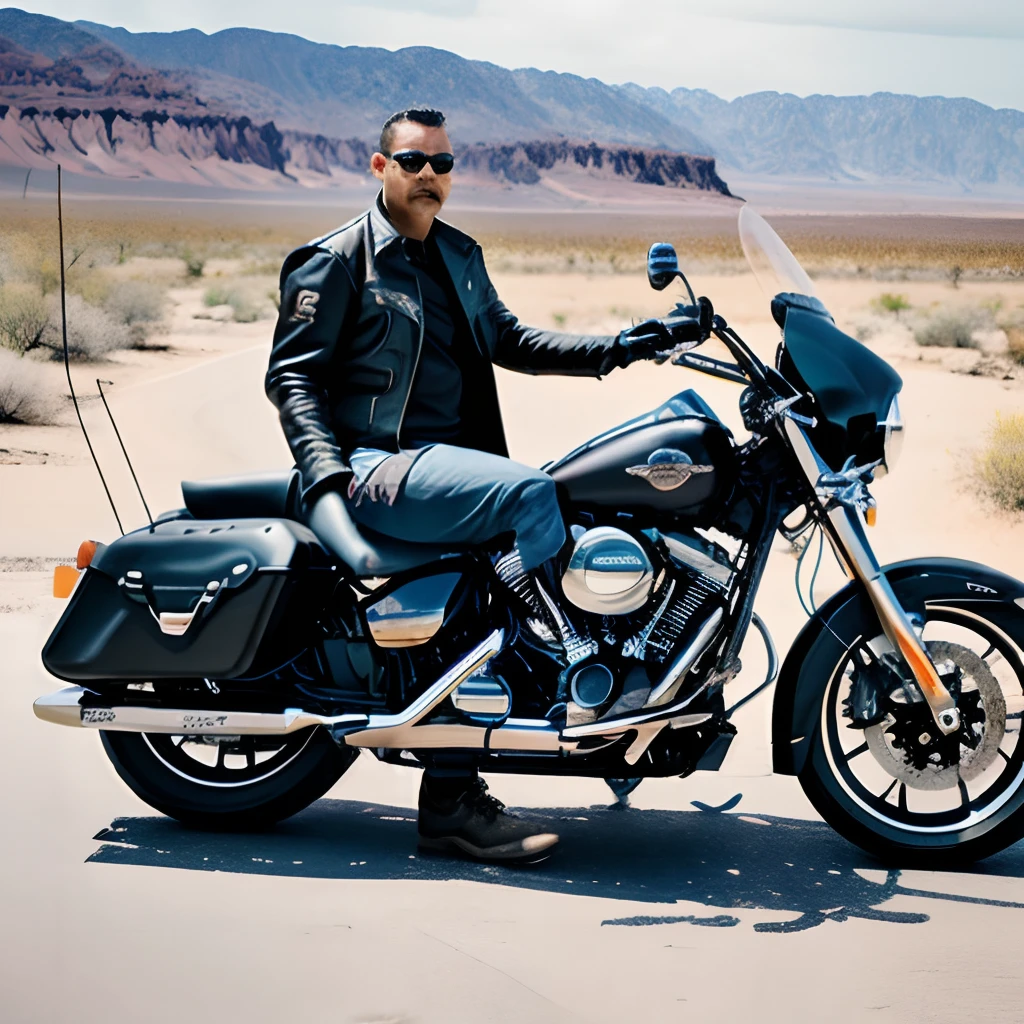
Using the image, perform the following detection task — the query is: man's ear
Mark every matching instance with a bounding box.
[370,152,387,181]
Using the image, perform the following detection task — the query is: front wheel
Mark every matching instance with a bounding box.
[101,727,357,830]
[799,609,1024,866]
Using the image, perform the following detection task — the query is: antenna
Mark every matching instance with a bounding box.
[96,378,153,525]
[57,164,125,536]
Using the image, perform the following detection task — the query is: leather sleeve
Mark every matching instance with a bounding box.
[265,248,355,502]
[481,264,624,377]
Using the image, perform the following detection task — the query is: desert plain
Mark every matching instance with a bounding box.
[2,181,1024,1023]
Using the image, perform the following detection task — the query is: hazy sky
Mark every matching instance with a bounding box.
[21,0,1024,109]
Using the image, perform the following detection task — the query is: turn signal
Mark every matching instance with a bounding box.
[865,506,878,527]
[53,565,79,599]
[76,539,98,570]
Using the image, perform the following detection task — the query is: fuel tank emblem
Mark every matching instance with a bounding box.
[625,448,712,491]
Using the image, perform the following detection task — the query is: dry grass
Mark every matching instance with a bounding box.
[0,349,60,424]
[913,307,991,349]
[977,413,1024,513]
[3,201,1022,281]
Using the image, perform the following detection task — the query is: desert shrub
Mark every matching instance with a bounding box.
[203,284,266,323]
[183,250,205,278]
[67,265,113,307]
[38,293,130,361]
[872,292,911,317]
[0,349,60,424]
[976,413,1024,512]
[103,279,166,345]
[997,309,1024,366]
[913,307,991,349]
[0,283,51,355]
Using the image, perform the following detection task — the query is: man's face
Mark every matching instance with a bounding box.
[371,122,453,224]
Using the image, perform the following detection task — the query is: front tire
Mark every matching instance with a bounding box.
[101,727,357,830]
[799,609,1024,866]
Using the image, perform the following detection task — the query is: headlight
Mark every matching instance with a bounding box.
[880,395,905,474]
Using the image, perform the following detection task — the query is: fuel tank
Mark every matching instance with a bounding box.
[546,390,736,518]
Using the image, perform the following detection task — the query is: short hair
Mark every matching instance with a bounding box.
[379,108,447,154]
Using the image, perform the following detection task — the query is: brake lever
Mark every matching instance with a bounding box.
[653,339,701,365]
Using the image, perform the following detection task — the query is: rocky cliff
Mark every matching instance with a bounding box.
[0,105,734,195]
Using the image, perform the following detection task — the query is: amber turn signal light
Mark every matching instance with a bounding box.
[77,540,99,570]
[53,565,79,599]
[865,506,878,527]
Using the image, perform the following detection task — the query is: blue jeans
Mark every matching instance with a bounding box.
[346,444,565,571]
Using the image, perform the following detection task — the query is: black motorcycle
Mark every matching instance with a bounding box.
[35,207,1024,864]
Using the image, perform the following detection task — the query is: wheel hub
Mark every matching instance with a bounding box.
[863,641,1006,791]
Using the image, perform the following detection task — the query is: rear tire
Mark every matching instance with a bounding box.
[101,727,356,830]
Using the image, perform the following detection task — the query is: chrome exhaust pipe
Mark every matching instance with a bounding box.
[32,629,573,754]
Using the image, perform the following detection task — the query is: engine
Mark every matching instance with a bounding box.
[557,525,732,713]
[561,527,654,614]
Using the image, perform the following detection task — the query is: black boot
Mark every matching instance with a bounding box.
[417,774,559,864]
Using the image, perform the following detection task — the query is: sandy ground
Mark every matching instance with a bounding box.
[3,266,1024,1022]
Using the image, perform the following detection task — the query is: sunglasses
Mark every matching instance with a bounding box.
[386,149,455,175]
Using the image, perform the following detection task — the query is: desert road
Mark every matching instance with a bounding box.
[4,610,1024,1024]
[4,279,1024,1022]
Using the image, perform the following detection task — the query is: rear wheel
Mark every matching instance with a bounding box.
[799,609,1024,866]
[101,727,356,830]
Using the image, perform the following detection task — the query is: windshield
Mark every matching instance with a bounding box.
[738,205,817,301]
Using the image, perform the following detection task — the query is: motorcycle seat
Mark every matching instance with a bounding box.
[180,470,456,577]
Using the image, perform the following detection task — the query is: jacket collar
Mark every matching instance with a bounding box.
[370,191,402,258]
[370,189,476,259]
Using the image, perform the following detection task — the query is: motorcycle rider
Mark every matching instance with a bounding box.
[266,107,693,863]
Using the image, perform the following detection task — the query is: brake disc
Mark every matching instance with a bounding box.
[864,641,1006,791]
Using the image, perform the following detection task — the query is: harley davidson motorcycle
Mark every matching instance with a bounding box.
[34,207,1024,865]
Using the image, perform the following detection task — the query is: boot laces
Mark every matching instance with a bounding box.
[464,778,506,821]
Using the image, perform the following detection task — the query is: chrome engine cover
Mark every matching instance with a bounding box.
[561,526,654,615]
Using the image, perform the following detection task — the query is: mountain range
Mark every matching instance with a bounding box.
[0,7,1022,192]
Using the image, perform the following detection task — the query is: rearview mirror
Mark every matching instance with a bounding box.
[647,242,680,291]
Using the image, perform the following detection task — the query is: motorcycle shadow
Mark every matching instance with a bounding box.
[89,798,1024,933]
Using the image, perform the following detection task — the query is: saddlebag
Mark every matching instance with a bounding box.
[42,519,332,682]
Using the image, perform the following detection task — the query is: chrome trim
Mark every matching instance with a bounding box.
[33,630,504,743]
[32,687,369,735]
[645,607,724,706]
[661,532,734,586]
[563,678,716,740]
[452,678,511,717]
[561,526,654,615]
[343,629,504,746]
[786,414,959,736]
[364,573,461,648]
[880,394,904,474]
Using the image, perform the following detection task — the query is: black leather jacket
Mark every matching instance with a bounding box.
[265,194,625,502]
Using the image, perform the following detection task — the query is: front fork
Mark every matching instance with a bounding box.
[784,419,960,735]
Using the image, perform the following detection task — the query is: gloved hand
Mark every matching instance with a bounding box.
[615,296,713,367]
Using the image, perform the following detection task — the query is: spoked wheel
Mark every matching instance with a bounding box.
[101,727,357,830]
[800,609,1024,865]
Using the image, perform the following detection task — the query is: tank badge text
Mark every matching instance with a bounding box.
[626,448,713,492]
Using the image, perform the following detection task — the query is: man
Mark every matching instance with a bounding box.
[267,108,698,864]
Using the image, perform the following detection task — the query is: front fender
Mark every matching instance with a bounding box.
[772,557,1024,776]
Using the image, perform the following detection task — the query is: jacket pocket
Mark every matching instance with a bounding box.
[338,366,395,397]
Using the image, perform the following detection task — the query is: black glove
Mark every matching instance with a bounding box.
[615,296,714,368]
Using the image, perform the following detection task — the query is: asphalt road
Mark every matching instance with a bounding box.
[4,612,1024,1024]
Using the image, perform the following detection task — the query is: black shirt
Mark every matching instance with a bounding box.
[396,231,471,448]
